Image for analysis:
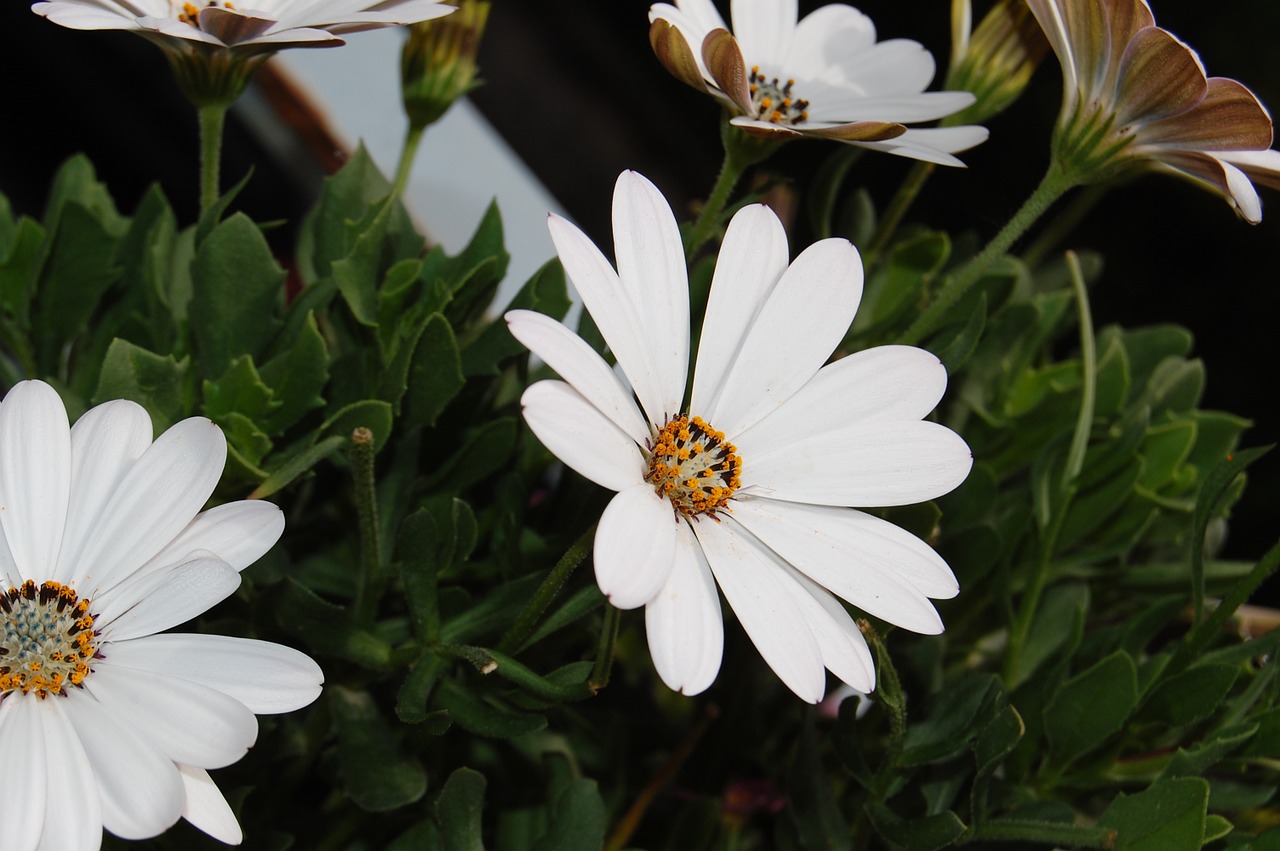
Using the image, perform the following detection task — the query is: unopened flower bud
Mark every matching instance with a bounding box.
[401,0,489,131]
[946,0,1048,125]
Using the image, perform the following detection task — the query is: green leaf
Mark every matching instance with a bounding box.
[1190,446,1273,625]
[190,212,285,376]
[435,677,548,739]
[1120,325,1194,398]
[1098,777,1208,850]
[194,167,254,247]
[931,291,986,372]
[428,417,518,491]
[855,231,949,335]
[203,355,278,422]
[331,685,428,812]
[436,767,487,851]
[259,311,330,434]
[399,509,442,643]
[901,673,1003,766]
[273,578,390,669]
[1138,419,1197,492]
[248,434,348,499]
[397,653,447,724]
[460,259,570,377]
[32,201,122,364]
[403,313,465,431]
[435,201,510,329]
[787,718,851,851]
[1044,650,1138,766]
[974,704,1025,780]
[531,778,606,851]
[93,338,191,432]
[1010,582,1088,690]
[864,802,966,851]
[1160,722,1257,779]
[1142,664,1237,727]
[0,215,43,319]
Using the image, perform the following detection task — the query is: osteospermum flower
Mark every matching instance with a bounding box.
[507,171,972,702]
[31,0,454,103]
[1027,0,1280,222]
[648,0,988,165]
[0,381,322,850]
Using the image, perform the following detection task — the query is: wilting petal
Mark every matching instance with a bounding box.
[646,524,724,695]
[703,28,754,112]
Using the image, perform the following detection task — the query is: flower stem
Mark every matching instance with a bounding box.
[198,103,229,213]
[349,428,383,625]
[588,602,621,693]
[898,160,1079,346]
[392,124,426,200]
[684,121,781,259]
[495,524,595,654]
[864,160,936,269]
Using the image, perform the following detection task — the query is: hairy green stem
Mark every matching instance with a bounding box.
[198,103,228,213]
[392,123,426,200]
[864,160,936,268]
[1062,251,1097,488]
[684,144,748,260]
[495,524,595,654]
[899,161,1079,346]
[589,602,621,692]
[349,428,383,625]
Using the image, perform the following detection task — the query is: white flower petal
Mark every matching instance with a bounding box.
[0,697,48,851]
[612,172,690,417]
[740,420,972,508]
[691,204,791,419]
[645,522,724,695]
[96,556,242,642]
[53,400,154,585]
[851,126,990,166]
[179,765,243,845]
[778,565,877,692]
[806,90,977,124]
[707,238,862,438]
[832,38,937,97]
[520,381,645,492]
[594,484,678,609]
[100,633,324,714]
[85,664,258,769]
[730,498,947,633]
[736,345,948,452]
[37,699,102,851]
[0,381,71,582]
[505,309,649,443]
[61,693,185,841]
[786,4,877,82]
[71,416,227,598]
[730,0,797,68]
[137,499,285,585]
[548,214,667,428]
[694,517,826,702]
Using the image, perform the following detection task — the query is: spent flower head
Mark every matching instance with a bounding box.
[649,0,989,166]
[402,0,490,131]
[0,380,322,848]
[32,0,455,106]
[1028,0,1280,222]
[507,171,971,702]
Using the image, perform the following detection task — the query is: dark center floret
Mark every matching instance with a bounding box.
[645,415,743,520]
[0,580,98,699]
[749,66,810,125]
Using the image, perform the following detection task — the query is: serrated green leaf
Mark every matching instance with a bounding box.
[33,201,122,366]
[461,259,569,377]
[1098,777,1208,850]
[331,685,428,812]
[1142,663,1237,727]
[203,355,278,421]
[428,417,518,491]
[322,399,394,453]
[249,434,347,499]
[259,311,330,434]
[403,313,465,430]
[93,338,191,432]
[190,212,284,376]
[1044,650,1138,765]
[274,578,390,669]
[1160,722,1257,779]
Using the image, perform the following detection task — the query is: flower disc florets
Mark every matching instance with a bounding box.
[645,415,742,519]
[0,579,97,698]
[748,67,809,126]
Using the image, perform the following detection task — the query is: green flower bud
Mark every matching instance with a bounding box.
[946,0,1049,125]
[401,0,490,131]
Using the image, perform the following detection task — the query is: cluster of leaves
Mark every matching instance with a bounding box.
[3,136,1279,851]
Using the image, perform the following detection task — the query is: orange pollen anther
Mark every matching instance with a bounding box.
[747,67,810,126]
[644,414,743,520]
[0,580,98,699]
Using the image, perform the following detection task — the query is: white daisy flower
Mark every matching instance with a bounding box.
[0,380,322,850]
[648,0,989,165]
[31,0,454,52]
[507,171,972,703]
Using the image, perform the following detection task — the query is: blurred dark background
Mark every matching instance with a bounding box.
[2,1,1278,564]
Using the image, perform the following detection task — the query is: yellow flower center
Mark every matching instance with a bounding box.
[645,415,743,520]
[0,580,98,699]
[749,66,810,126]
